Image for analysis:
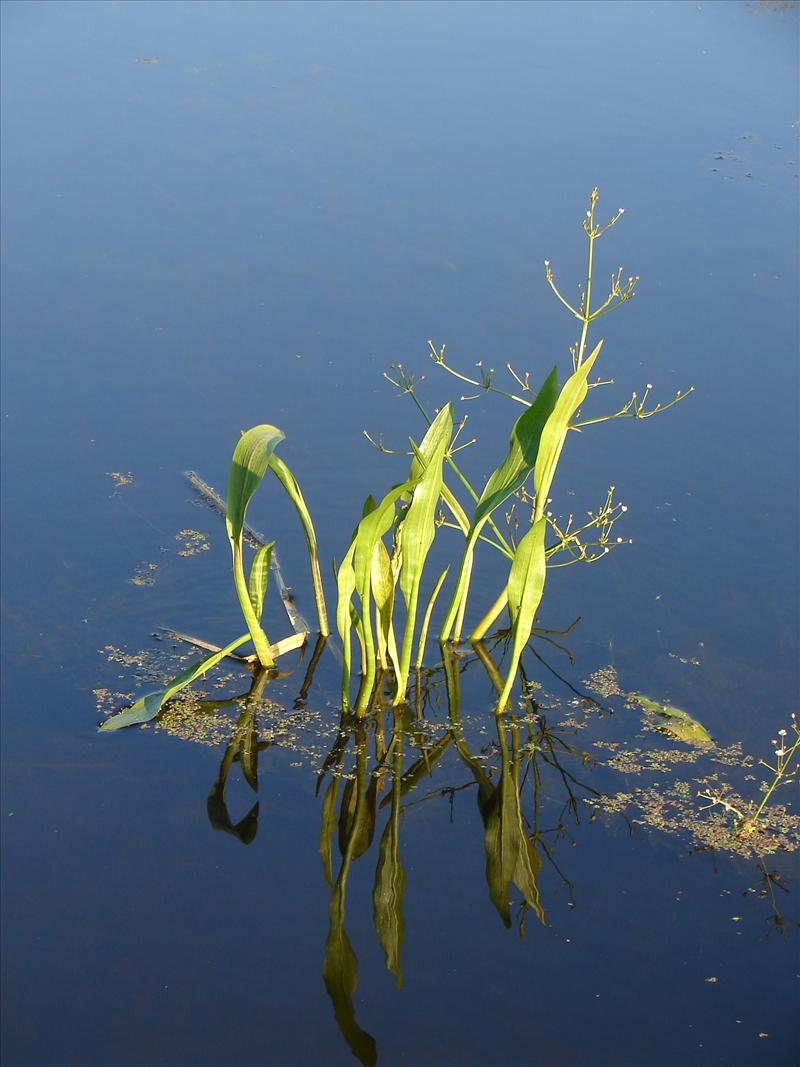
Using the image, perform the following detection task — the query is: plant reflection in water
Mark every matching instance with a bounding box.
[148,629,795,1067]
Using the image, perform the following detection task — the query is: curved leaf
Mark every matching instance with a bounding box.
[225,425,284,543]
[269,454,329,635]
[98,632,250,732]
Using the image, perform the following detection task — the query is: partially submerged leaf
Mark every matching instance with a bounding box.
[98,633,250,732]
[631,694,714,746]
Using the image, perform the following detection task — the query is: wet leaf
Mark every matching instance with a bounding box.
[631,694,714,746]
[98,633,250,731]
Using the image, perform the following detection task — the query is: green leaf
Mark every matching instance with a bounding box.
[225,425,284,543]
[248,542,274,622]
[99,633,250,732]
[398,404,452,609]
[441,370,559,640]
[336,540,358,709]
[395,404,453,697]
[631,694,715,746]
[350,483,416,713]
[533,341,602,519]
[371,540,400,674]
[226,426,284,668]
[497,517,548,711]
[269,454,329,636]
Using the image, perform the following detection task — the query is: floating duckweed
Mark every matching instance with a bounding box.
[176,529,211,557]
[128,562,158,587]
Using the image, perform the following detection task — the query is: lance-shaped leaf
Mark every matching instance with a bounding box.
[441,370,559,641]
[496,517,548,711]
[336,540,358,709]
[533,341,602,520]
[99,633,251,732]
[395,404,453,698]
[269,454,329,635]
[248,542,274,622]
[351,483,416,713]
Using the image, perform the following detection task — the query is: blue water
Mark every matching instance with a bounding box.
[2,2,798,1065]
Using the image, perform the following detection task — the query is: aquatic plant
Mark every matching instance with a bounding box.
[100,428,327,730]
[102,189,691,729]
[698,713,799,833]
[374,188,692,710]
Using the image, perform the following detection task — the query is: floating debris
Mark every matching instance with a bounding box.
[628,694,714,747]
[128,562,158,587]
[583,665,623,698]
[106,471,134,492]
[176,529,210,557]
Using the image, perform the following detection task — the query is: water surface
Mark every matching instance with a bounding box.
[1,2,798,1065]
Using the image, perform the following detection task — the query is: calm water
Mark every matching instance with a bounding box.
[2,2,799,1065]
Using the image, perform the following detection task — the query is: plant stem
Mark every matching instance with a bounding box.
[575,189,598,369]
[470,587,509,641]
[749,733,799,826]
